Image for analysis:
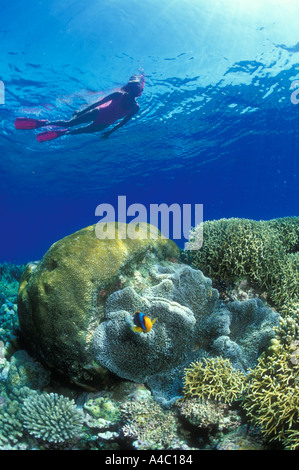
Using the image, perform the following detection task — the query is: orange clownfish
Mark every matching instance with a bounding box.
[131,311,157,333]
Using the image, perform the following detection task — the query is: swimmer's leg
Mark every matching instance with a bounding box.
[37,123,108,142]
[49,109,99,127]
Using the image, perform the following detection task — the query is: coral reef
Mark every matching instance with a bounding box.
[177,397,241,433]
[0,301,19,343]
[184,217,299,315]
[7,350,50,390]
[22,392,84,444]
[242,341,299,450]
[94,260,278,382]
[120,391,182,450]
[5,217,295,450]
[0,392,24,449]
[0,264,25,304]
[210,424,268,450]
[198,298,280,371]
[182,357,246,404]
[17,222,179,385]
[0,384,85,449]
[16,222,280,412]
[92,265,277,387]
[91,283,196,383]
[84,395,121,422]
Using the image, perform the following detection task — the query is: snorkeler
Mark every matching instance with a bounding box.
[14,75,145,142]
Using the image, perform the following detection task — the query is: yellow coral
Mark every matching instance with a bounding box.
[183,357,246,404]
[242,343,299,450]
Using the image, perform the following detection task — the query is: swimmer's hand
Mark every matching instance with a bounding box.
[101,131,112,139]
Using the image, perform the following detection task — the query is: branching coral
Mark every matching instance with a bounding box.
[0,387,33,449]
[182,357,246,404]
[0,396,24,448]
[22,392,84,444]
[242,343,299,450]
[184,217,299,315]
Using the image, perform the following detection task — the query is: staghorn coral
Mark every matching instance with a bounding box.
[22,392,84,444]
[183,357,246,404]
[242,342,299,450]
[274,313,299,346]
[184,217,299,315]
[270,252,299,316]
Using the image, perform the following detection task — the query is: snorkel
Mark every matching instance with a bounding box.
[122,74,145,97]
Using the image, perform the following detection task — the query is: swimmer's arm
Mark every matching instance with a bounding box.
[101,105,139,139]
[73,92,121,117]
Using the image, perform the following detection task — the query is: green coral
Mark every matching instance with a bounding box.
[182,357,246,404]
[0,387,33,449]
[242,342,299,450]
[184,217,299,315]
[275,313,299,346]
[120,396,180,450]
[0,395,24,449]
[83,395,121,431]
[0,302,19,343]
[0,263,25,304]
[177,397,241,433]
[7,350,50,390]
[22,392,84,444]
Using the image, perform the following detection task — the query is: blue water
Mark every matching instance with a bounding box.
[0,0,298,263]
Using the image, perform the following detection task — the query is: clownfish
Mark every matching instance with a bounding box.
[131,311,157,333]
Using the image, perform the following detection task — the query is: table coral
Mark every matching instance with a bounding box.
[22,392,84,444]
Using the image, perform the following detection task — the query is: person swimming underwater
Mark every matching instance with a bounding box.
[14,75,145,142]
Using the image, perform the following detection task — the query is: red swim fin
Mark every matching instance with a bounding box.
[15,117,49,130]
[36,129,69,143]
